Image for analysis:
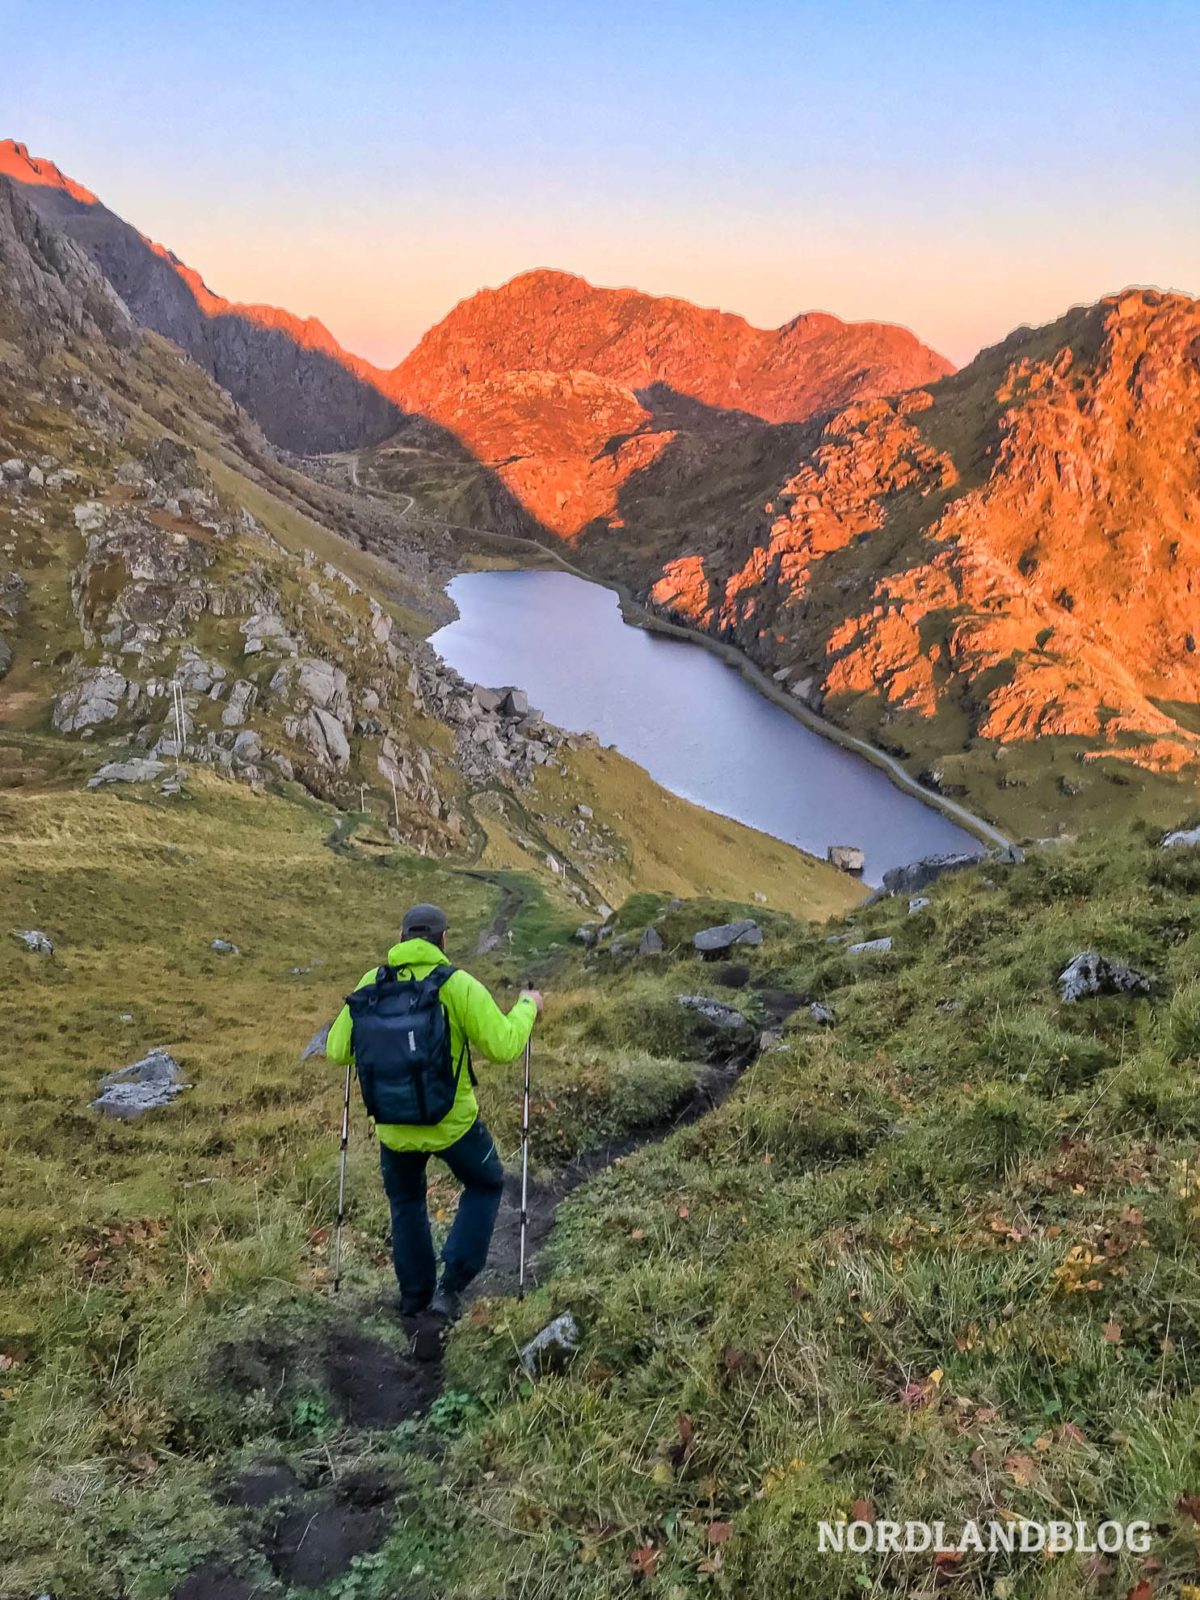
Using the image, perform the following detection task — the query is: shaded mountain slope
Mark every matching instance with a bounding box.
[1,140,401,453]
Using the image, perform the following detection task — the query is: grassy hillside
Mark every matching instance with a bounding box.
[3,782,1199,1597]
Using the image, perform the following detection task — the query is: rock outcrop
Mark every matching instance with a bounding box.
[637,291,1200,787]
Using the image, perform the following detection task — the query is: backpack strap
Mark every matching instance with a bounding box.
[427,965,477,1087]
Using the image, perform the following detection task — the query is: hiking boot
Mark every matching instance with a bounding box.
[428,1284,464,1323]
[397,1290,434,1318]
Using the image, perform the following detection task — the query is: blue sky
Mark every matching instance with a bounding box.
[7,0,1198,366]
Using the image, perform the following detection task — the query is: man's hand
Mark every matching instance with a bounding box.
[520,988,544,1016]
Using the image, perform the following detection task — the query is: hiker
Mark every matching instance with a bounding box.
[326,902,542,1321]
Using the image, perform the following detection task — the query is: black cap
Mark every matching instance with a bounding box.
[402,902,448,941]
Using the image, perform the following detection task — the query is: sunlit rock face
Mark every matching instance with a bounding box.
[641,290,1200,778]
[387,268,953,537]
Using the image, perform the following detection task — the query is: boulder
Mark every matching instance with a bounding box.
[693,919,762,956]
[12,929,53,954]
[27,465,44,489]
[827,844,866,874]
[574,923,598,946]
[848,937,893,956]
[210,938,240,955]
[499,687,529,718]
[73,501,107,533]
[231,730,262,765]
[87,758,167,788]
[908,897,931,915]
[472,686,503,714]
[520,1311,580,1376]
[305,707,351,769]
[1058,951,1152,1004]
[0,636,12,678]
[2,458,26,479]
[221,680,257,728]
[638,926,664,956]
[53,666,129,733]
[297,657,349,715]
[882,852,981,894]
[678,995,747,1029]
[93,1047,184,1118]
[1162,825,1200,849]
[809,1001,835,1026]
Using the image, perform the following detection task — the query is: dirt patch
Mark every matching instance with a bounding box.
[220,1458,300,1508]
[172,1561,262,1600]
[265,1499,392,1589]
[213,1334,294,1401]
[263,1469,401,1589]
[715,962,751,988]
[754,987,808,1024]
[323,1328,441,1427]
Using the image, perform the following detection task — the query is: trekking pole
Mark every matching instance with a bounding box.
[332,1061,352,1294]
[518,1037,532,1300]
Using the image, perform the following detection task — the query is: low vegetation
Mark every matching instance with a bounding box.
[3,777,1199,1598]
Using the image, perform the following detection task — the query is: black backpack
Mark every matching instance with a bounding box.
[345,964,472,1126]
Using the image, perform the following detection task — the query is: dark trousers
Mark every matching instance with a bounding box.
[378,1117,505,1309]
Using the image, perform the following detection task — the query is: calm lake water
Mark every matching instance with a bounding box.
[432,569,981,885]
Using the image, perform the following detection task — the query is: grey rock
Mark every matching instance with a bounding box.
[1162,825,1200,849]
[231,730,262,765]
[678,995,748,1029]
[2,458,26,479]
[210,938,240,955]
[908,897,931,915]
[472,686,503,714]
[576,803,593,820]
[638,925,664,956]
[73,500,107,533]
[809,1002,835,1026]
[297,657,349,714]
[26,465,44,488]
[499,686,529,718]
[87,757,166,788]
[221,679,257,728]
[305,707,351,769]
[693,918,762,956]
[93,1046,184,1118]
[882,852,982,894]
[574,923,598,946]
[0,635,12,678]
[1059,951,1152,1004]
[300,1022,331,1060]
[827,844,866,874]
[13,929,53,954]
[848,937,893,956]
[53,666,129,733]
[520,1311,580,1376]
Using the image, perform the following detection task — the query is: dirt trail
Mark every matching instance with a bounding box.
[172,1040,753,1599]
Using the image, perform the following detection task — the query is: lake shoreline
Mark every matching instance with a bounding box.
[439,527,1011,856]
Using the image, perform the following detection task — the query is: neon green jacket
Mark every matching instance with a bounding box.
[326,937,536,1152]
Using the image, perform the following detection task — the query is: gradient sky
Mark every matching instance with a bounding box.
[7,0,1198,369]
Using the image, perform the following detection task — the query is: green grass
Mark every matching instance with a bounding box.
[392,825,1200,1599]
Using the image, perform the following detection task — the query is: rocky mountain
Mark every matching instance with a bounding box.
[0,167,852,919]
[392,267,953,422]
[1,143,953,536]
[603,289,1200,818]
[0,140,400,453]
[383,268,953,537]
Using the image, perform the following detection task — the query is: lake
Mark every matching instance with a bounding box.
[432,568,983,885]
